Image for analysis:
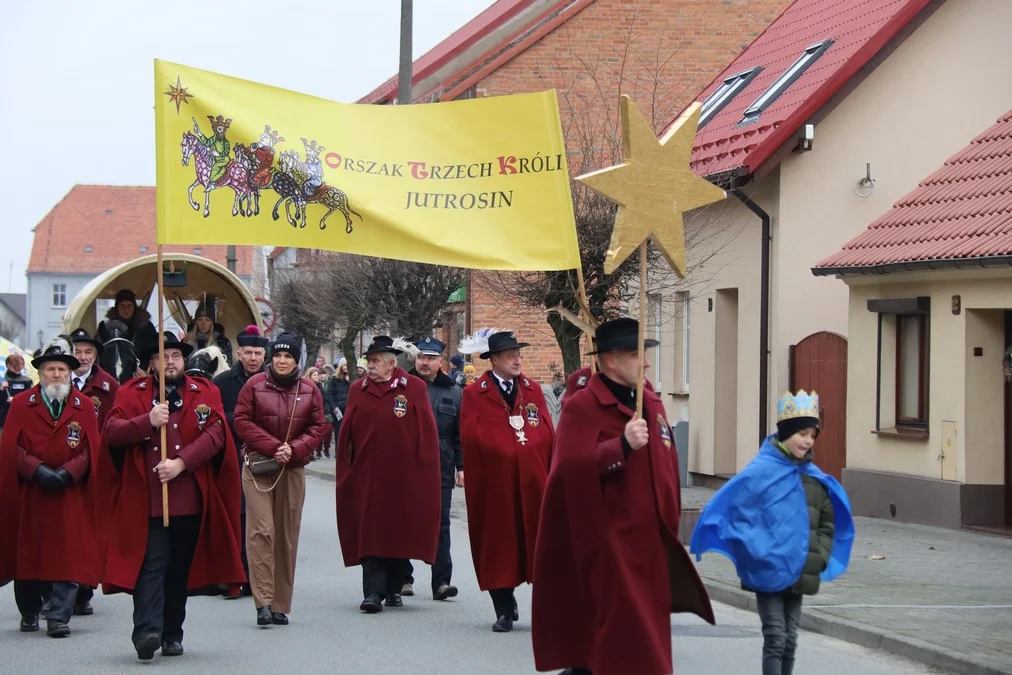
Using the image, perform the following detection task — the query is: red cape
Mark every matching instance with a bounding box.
[0,387,102,586]
[564,367,592,399]
[532,375,714,675]
[79,365,120,428]
[96,376,245,595]
[336,368,441,566]
[461,371,553,589]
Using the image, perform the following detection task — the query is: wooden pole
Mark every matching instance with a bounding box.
[635,241,647,420]
[157,245,169,527]
[575,267,597,374]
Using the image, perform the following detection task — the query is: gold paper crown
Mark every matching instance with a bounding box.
[777,390,819,423]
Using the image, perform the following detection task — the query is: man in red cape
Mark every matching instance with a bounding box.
[336,335,440,613]
[532,318,714,675]
[0,336,101,638]
[460,330,554,633]
[98,332,244,660]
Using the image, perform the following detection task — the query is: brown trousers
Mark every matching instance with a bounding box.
[242,465,306,614]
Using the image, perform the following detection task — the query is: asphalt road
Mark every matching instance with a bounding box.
[0,474,945,674]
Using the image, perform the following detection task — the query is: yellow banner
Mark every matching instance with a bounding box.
[155,60,579,270]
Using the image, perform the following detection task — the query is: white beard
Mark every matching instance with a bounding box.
[44,383,71,403]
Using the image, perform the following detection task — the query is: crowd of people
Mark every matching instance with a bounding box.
[0,309,852,675]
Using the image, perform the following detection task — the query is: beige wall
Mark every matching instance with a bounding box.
[668,0,1012,475]
[843,270,1010,485]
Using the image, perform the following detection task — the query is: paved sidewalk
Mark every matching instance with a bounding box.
[308,461,1012,674]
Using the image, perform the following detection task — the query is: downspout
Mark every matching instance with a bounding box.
[730,189,771,442]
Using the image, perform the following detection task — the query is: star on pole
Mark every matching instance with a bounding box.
[163,75,194,115]
[576,96,726,277]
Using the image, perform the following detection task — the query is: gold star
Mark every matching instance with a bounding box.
[164,75,194,115]
[576,96,726,277]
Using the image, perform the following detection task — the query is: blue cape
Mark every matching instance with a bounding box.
[689,435,854,593]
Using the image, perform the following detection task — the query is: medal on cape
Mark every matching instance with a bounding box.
[509,415,527,445]
[526,403,539,427]
[658,414,672,448]
[66,421,82,449]
[393,394,408,418]
[195,403,211,430]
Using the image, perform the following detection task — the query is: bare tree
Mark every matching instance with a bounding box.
[483,12,741,374]
[270,259,339,364]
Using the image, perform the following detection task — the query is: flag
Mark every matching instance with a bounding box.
[155,60,580,271]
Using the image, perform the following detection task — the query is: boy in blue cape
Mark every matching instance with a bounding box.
[690,390,854,675]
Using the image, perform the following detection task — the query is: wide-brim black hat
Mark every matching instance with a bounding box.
[69,327,103,355]
[32,336,81,370]
[480,331,531,359]
[364,335,403,356]
[586,317,659,355]
[159,331,194,358]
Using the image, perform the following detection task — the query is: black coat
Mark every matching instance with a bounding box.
[99,307,159,370]
[212,361,261,446]
[0,373,33,427]
[409,369,463,487]
[327,376,350,415]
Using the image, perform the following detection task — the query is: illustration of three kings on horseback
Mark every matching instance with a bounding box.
[184,115,361,232]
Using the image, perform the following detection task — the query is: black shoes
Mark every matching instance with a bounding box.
[73,601,94,616]
[46,620,70,638]
[20,614,39,632]
[135,633,161,660]
[256,605,272,626]
[239,584,253,597]
[384,593,403,607]
[161,641,184,657]
[270,612,289,625]
[513,597,520,622]
[433,584,459,600]
[360,594,383,613]
[492,614,514,632]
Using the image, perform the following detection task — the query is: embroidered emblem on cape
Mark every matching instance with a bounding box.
[195,403,211,430]
[393,394,408,418]
[526,402,540,427]
[102,381,111,392]
[480,380,488,389]
[658,414,672,448]
[400,376,407,386]
[29,393,36,403]
[577,375,587,386]
[67,421,82,449]
[138,381,148,389]
[91,395,101,412]
[190,383,199,390]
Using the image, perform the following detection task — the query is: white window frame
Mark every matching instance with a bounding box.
[52,283,67,308]
[647,293,663,390]
[681,292,691,391]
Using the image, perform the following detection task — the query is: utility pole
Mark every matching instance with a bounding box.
[398,0,413,105]
[226,245,237,274]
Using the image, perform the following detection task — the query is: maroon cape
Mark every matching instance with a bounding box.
[461,371,553,590]
[532,374,714,675]
[336,368,440,566]
[79,365,120,428]
[564,366,592,399]
[96,376,245,595]
[0,387,102,586]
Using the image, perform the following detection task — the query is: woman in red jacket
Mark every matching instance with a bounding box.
[234,332,325,628]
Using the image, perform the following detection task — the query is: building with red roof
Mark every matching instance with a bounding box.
[813,110,1012,529]
[668,0,1012,500]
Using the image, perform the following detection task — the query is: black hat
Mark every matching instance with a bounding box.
[480,331,530,359]
[236,324,269,349]
[69,327,103,355]
[414,336,446,356]
[586,318,658,355]
[159,331,194,358]
[115,288,137,306]
[193,300,216,322]
[32,335,81,370]
[270,332,302,362]
[363,335,403,356]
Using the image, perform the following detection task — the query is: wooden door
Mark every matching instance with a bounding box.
[789,332,848,481]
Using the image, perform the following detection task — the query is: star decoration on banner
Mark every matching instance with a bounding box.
[576,96,726,277]
[163,75,194,114]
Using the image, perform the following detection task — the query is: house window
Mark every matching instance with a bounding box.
[52,283,67,308]
[740,40,833,125]
[699,67,763,128]
[648,293,663,389]
[896,314,928,426]
[681,292,691,390]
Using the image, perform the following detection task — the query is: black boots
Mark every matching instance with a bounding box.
[270,611,289,625]
[46,620,70,638]
[135,633,161,660]
[360,594,383,613]
[161,640,184,656]
[19,614,39,632]
[256,605,272,626]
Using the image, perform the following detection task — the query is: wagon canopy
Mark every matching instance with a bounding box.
[62,253,262,342]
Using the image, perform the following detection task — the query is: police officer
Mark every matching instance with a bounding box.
[403,336,463,601]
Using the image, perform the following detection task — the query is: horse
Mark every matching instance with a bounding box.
[233,143,261,217]
[180,132,253,218]
[97,319,139,385]
[277,151,363,233]
[186,345,231,381]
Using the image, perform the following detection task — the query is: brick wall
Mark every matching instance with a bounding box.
[466,0,791,381]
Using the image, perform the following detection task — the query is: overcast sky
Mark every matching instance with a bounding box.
[0,0,495,294]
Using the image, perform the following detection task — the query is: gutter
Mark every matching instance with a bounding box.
[730,190,771,443]
[811,255,1012,277]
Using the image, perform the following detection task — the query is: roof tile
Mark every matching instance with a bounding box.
[815,110,1012,272]
[28,185,253,277]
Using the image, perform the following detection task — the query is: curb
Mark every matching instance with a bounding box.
[304,466,336,483]
[702,579,1010,675]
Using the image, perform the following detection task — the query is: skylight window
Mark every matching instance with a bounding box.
[739,39,834,125]
[699,67,762,128]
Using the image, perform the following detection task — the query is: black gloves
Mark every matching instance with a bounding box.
[32,466,73,491]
